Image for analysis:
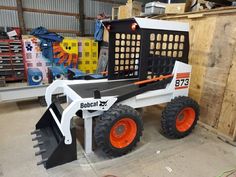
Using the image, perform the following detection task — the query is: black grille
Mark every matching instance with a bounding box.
[105,19,189,81]
[113,33,141,79]
[145,30,189,79]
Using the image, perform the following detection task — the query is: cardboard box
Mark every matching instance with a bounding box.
[103,29,109,43]
[112,7,119,20]
[118,1,142,19]
[118,5,128,19]
[165,3,186,14]
[127,1,142,17]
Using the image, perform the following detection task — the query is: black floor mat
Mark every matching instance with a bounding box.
[69,79,139,98]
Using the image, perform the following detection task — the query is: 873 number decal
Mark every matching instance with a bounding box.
[175,78,190,88]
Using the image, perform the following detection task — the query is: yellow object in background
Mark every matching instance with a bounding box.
[78,38,98,74]
[91,41,98,60]
[82,51,91,59]
[81,39,92,52]
[91,41,98,51]
[60,38,78,54]
[78,59,98,74]
[53,37,79,67]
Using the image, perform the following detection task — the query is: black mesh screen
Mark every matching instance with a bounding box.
[144,30,189,79]
[111,32,141,79]
[106,19,189,81]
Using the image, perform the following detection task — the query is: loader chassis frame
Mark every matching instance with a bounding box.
[32,18,194,169]
[44,61,191,153]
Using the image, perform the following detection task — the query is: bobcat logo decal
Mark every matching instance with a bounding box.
[99,100,108,109]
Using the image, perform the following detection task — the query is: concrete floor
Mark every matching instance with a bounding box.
[0,100,236,177]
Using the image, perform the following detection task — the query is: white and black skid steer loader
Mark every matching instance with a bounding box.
[31,18,200,169]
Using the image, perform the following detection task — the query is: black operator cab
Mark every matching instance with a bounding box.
[102,18,190,81]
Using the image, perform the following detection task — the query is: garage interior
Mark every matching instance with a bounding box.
[0,0,236,177]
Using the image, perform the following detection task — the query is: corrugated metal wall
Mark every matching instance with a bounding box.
[0,0,18,27]
[23,12,79,32]
[22,0,80,13]
[0,0,16,6]
[85,0,126,34]
[0,0,126,36]
[0,10,19,27]
[84,0,124,34]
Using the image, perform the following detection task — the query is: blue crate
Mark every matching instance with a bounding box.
[27,68,43,86]
[48,67,64,83]
[67,68,85,80]
[89,74,104,79]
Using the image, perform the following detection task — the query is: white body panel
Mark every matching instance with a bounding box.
[134,18,189,32]
[44,61,191,153]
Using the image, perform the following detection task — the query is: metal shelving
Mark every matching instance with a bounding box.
[0,83,62,102]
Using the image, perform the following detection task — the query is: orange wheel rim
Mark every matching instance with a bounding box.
[110,118,137,149]
[176,107,196,132]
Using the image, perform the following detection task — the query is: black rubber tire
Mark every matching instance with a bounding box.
[94,104,143,157]
[161,96,200,139]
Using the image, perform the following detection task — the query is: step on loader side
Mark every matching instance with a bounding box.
[31,102,77,169]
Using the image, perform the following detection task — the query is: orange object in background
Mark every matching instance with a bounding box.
[53,38,79,68]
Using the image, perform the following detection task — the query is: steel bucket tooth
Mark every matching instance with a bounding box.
[32,102,77,169]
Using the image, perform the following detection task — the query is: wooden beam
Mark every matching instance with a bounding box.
[16,0,26,34]
[23,7,80,18]
[79,0,85,36]
[198,121,236,145]
[0,5,97,20]
[0,6,79,17]
[0,5,17,11]
[0,5,80,17]
[0,4,98,35]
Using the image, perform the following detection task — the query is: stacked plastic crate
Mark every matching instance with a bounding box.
[78,39,98,74]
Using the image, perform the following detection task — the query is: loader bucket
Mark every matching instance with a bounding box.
[31,102,77,169]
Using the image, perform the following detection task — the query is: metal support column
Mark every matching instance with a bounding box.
[16,0,26,34]
[84,117,93,154]
[79,0,85,36]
